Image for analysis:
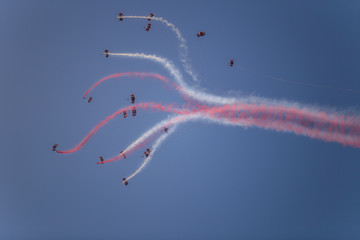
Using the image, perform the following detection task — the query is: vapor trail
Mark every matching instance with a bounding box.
[117,15,198,82]
[237,66,360,94]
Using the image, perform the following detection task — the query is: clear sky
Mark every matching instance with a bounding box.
[1,0,360,239]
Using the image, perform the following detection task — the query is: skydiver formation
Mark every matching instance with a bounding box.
[53,12,360,187]
[118,12,123,21]
[145,23,151,32]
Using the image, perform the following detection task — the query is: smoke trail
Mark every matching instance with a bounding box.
[105,52,240,105]
[104,52,327,108]
[122,124,178,184]
[122,106,360,182]
[103,102,360,166]
[121,110,279,183]
[109,112,231,164]
[58,100,360,154]
[101,115,199,164]
[106,52,360,131]
[117,15,199,82]
[56,102,191,154]
[99,117,177,164]
[83,72,170,99]
[121,113,251,183]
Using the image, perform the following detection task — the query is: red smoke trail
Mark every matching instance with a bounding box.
[56,102,191,154]
[82,72,192,103]
[95,103,360,165]
[57,101,360,154]
[204,103,360,148]
[195,103,359,148]
[82,72,171,99]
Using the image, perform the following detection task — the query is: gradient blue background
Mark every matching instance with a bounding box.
[1,1,360,239]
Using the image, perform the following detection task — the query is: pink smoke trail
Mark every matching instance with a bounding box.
[56,102,190,154]
[57,101,360,154]
[82,72,171,99]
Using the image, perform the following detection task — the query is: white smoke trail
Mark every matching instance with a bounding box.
[105,52,360,118]
[106,52,239,105]
[117,15,199,82]
[118,117,176,161]
[119,104,360,182]
[121,112,248,183]
[123,124,178,183]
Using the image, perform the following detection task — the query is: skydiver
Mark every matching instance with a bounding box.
[88,97,92,103]
[130,94,135,104]
[118,12,123,21]
[99,156,104,164]
[228,59,234,67]
[121,151,126,159]
[196,31,205,37]
[52,144,58,151]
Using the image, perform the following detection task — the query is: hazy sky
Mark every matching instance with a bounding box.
[1,1,360,239]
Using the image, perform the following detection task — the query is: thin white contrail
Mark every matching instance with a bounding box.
[117,15,199,83]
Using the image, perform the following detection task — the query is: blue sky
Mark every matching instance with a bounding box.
[1,1,360,239]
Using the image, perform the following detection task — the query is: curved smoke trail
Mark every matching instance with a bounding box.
[122,110,284,183]
[117,15,199,83]
[106,52,358,110]
[103,112,240,164]
[56,102,190,154]
[122,124,178,183]
[105,52,240,105]
[83,72,170,99]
